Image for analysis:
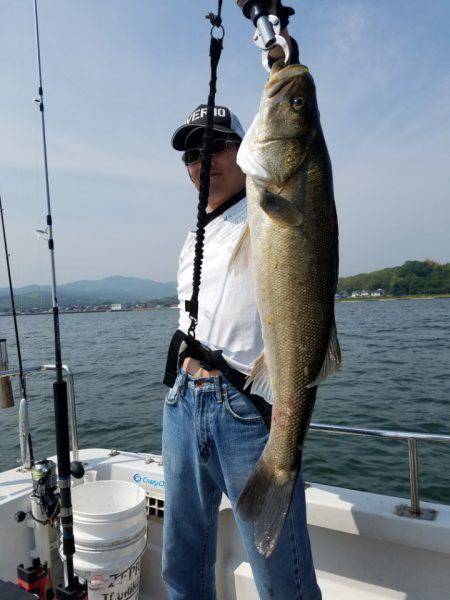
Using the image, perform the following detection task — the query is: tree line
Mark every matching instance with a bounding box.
[338,260,450,296]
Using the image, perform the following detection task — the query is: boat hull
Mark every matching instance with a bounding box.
[1,448,449,599]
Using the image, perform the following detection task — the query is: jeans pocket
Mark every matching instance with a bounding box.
[224,386,263,423]
[165,373,183,406]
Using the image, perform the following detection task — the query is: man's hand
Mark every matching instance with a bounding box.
[270,1,295,29]
[237,1,295,28]
[236,1,298,65]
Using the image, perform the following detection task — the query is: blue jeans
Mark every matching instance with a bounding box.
[162,368,321,600]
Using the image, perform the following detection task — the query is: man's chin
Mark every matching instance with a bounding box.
[208,178,224,195]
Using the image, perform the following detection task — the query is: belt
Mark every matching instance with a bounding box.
[163,329,272,429]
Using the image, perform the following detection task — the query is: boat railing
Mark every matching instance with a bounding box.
[2,362,448,520]
[0,364,79,463]
[309,422,450,520]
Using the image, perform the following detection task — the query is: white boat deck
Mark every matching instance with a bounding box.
[1,448,450,599]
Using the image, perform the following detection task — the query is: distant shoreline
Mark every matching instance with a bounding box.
[0,306,178,317]
[336,293,450,303]
[0,295,449,317]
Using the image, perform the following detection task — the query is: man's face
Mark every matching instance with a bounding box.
[184,132,246,208]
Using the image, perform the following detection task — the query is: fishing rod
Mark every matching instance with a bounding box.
[0,196,34,468]
[32,2,85,597]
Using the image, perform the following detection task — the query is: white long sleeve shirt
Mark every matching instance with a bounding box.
[177,195,263,375]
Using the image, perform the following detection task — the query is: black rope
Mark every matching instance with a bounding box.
[206,0,223,28]
[185,4,224,339]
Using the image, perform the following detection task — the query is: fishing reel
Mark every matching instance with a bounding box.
[15,459,85,526]
[13,458,59,525]
[30,459,59,524]
[236,0,295,71]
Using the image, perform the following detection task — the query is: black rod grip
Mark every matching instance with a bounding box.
[53,380,71,476]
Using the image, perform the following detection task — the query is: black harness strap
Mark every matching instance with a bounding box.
[163,330,272,430]
[163,329,188,388]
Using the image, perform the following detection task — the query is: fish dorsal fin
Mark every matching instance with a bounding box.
[228,223,251,276]
[244,351,276,405]
[307,321,341,388]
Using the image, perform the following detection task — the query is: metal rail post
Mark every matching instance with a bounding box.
[408,438,420,515]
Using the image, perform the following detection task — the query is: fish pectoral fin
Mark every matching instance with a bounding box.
[228,223,251,276]
[244,352,276,405]
[260,190,303,227]
[307,321,342,388]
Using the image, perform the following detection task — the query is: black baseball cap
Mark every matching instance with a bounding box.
[171,104,245,151]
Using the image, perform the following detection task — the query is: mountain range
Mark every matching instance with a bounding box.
[1,260,448,313]
[0,276,177,311]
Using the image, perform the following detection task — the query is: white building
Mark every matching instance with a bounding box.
[371,288,385,297]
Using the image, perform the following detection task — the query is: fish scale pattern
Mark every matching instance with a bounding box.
[237,61,339,556]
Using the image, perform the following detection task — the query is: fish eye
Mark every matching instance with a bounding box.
[291,96,305,110]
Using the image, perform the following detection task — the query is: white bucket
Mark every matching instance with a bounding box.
[68,480,147,600]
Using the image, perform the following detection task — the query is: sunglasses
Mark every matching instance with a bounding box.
[182,139,238,165]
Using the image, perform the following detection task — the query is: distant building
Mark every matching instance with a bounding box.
[110,303,122,311]
[351,290,370,298]
[370,288,385,297]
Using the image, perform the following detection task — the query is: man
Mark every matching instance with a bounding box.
[162,100,322,599]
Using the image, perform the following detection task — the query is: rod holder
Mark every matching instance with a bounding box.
[0,363,80,462]
[0,339,14,408]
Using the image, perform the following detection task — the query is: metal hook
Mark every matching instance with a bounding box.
[211,24,225,40]
[262,35,290,72]
[252,14,291,72]
[206,11,225,40]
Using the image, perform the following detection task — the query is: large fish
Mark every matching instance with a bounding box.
[232,60,340,557]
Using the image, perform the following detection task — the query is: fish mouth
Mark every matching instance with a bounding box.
[258,136,298,142]
[256,135,300,146]
[266,64,309,100]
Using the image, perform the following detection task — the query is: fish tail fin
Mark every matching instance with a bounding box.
[237,453,298,558]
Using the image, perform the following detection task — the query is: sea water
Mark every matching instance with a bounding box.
[0,298,449,503]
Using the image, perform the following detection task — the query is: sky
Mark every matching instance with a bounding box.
[0,0,449,287]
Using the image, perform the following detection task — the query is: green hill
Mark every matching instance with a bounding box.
[338,260,450,296]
